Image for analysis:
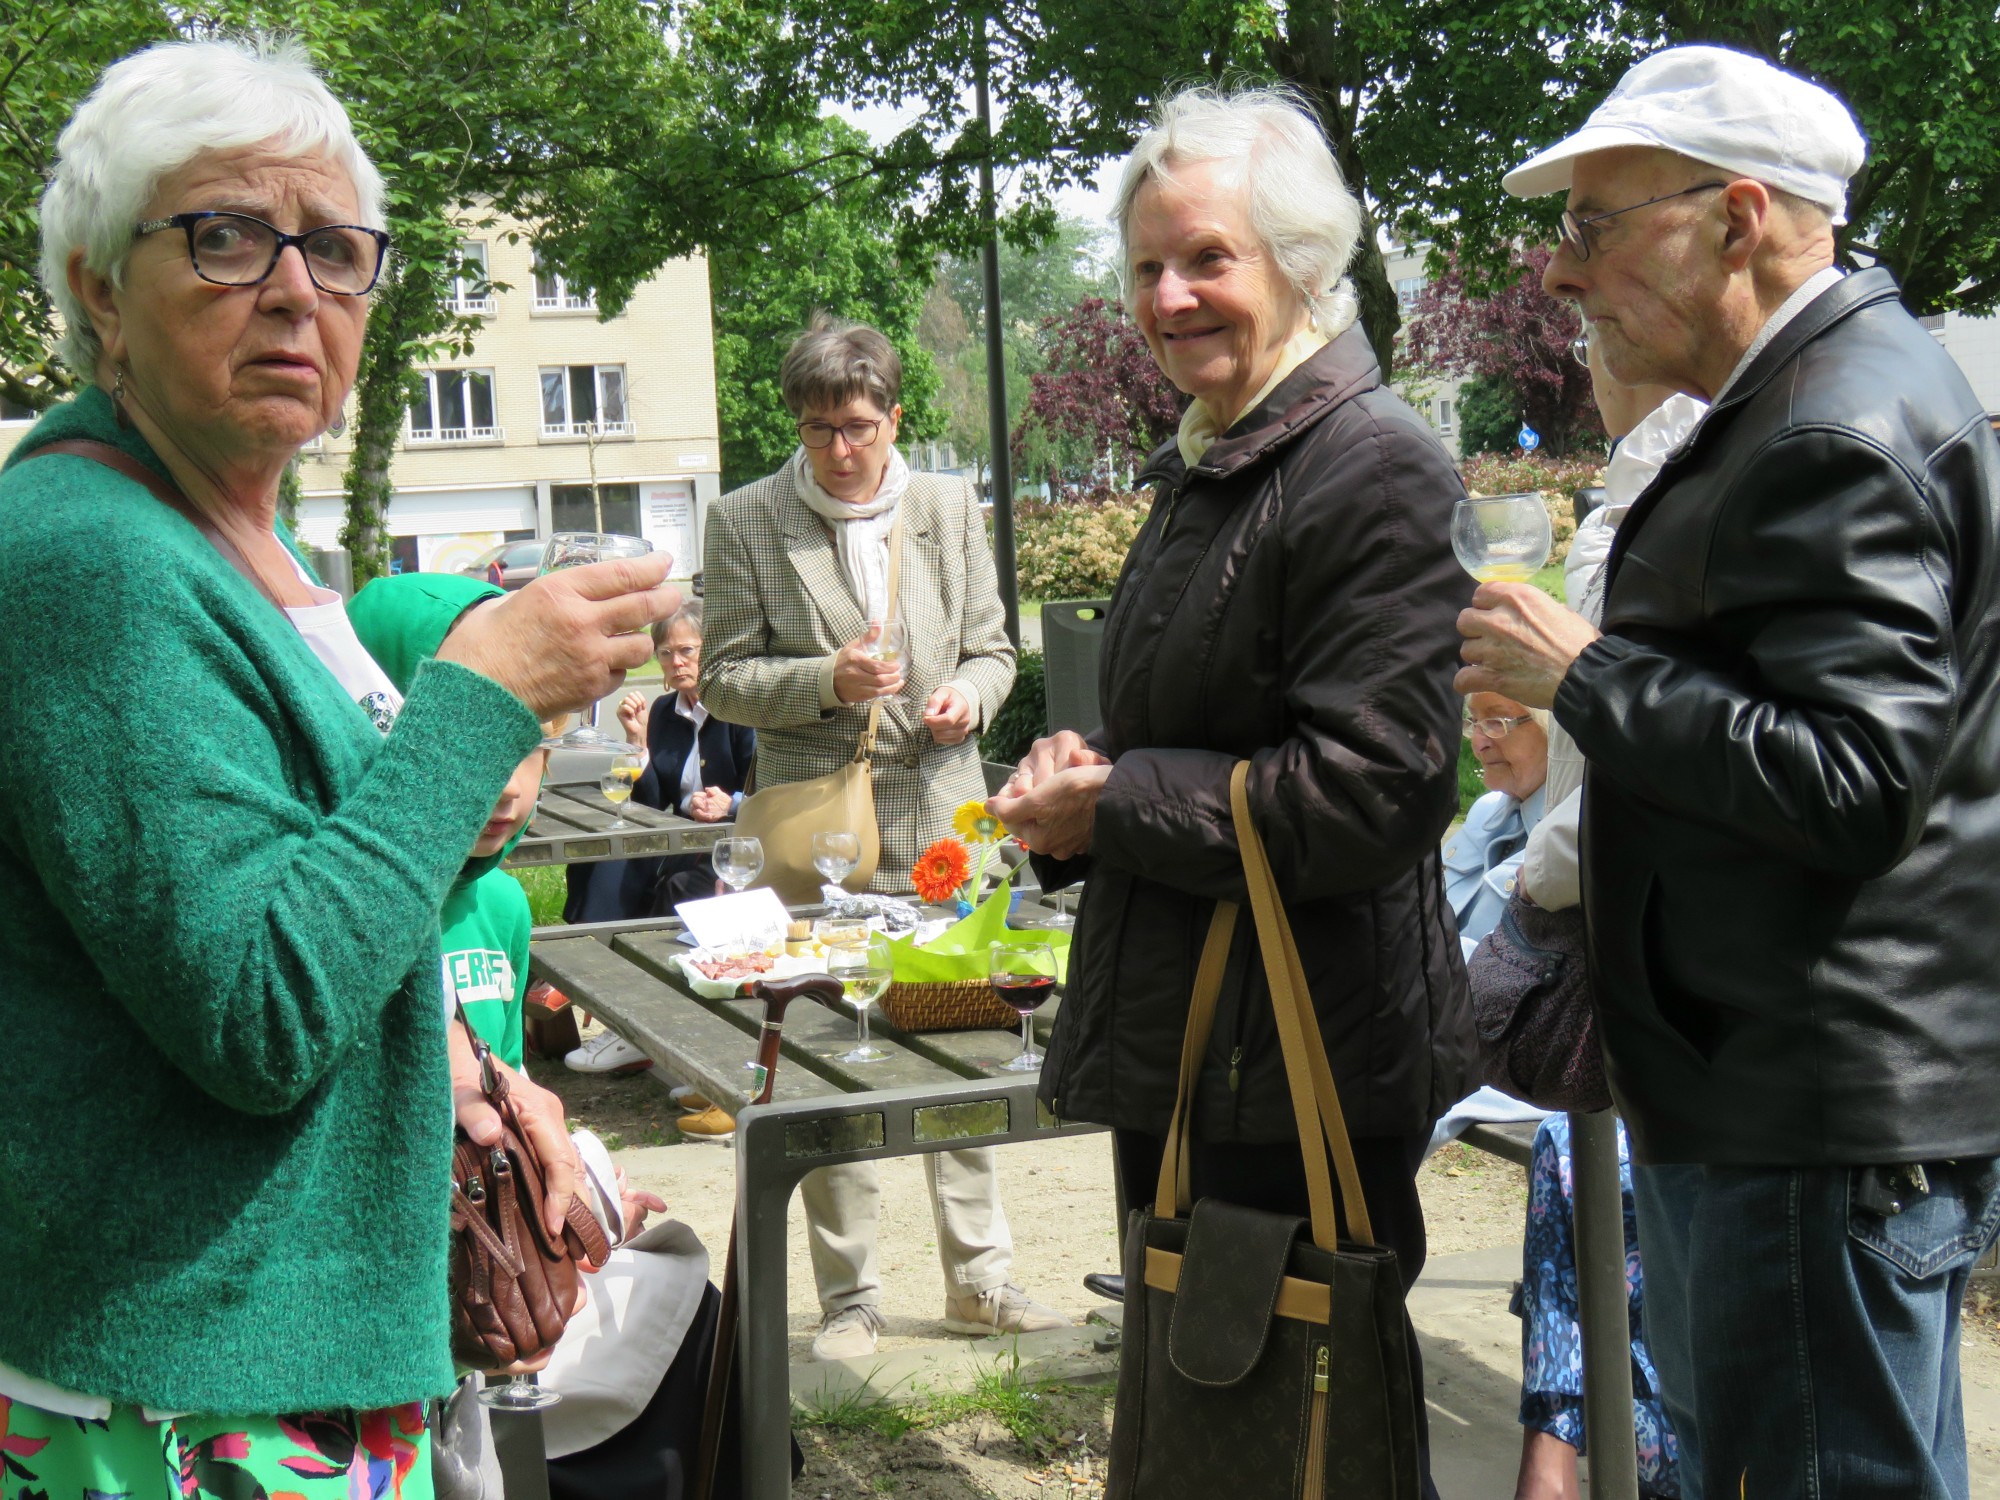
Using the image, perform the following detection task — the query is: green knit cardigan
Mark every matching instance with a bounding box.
[0,388,542,1414]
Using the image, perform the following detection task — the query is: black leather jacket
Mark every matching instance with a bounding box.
[1036,330,1476,1144]
[1557,268,2000,1167]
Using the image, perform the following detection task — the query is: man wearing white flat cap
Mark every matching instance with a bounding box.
[1459,44,2000,1499]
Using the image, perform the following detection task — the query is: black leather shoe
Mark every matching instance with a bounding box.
[1083,1271,1125,1302]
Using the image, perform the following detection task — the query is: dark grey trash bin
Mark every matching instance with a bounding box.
[1041,599,1109,737]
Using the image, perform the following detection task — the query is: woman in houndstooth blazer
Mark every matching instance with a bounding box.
[695,314,1063,1358]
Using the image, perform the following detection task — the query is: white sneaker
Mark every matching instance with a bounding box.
[811,1304,884,1361]
[942,1283,1070,1336]
[563,1031,653,1075]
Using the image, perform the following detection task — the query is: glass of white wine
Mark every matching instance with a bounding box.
[597,743,645,830]
[829,932,894,1064]
[538,531,655,751]
[812,830,861,890]
[865,617,907,667]
[1451,494,1553,584]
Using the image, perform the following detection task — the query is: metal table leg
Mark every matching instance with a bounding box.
[1570,1108,1639,1500]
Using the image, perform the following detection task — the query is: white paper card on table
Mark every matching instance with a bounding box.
[674,887,791,952]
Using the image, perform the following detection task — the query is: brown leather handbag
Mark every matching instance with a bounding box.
[1107,762,1423,1498]
[448,1011,610,1369]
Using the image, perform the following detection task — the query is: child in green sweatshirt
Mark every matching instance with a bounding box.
[348,572,547,1066]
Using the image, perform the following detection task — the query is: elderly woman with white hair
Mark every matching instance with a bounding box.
[992,86,1475,1493]
[0,37,674,1495]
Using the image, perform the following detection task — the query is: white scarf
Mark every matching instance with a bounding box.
[792,444,911,624]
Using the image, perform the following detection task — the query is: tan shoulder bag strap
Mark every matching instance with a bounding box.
[1153,899,1240,1218]
[1230,761,1377,1249]
[851,504,906,766]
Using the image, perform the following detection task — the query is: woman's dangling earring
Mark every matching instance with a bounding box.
[111,366,130,428]
[327,410,347,440]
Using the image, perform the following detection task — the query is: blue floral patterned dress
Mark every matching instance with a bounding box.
[1510,1114,1680,1495]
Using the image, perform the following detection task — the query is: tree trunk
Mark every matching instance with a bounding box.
[341,262,433,584]
[1350,221,1403,380]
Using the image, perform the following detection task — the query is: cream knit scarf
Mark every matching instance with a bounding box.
[792,443,911,623]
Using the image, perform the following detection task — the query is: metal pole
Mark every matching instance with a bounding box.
[973,13,1021,649]
[1570,1108,1640,1500]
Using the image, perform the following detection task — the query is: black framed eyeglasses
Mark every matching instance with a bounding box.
[134,210,391,295]
[1463,712,1535,740]
[797,418,884,450]
[1558,183,1727,262]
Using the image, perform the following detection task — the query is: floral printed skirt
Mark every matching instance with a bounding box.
[0,1393,432,1500]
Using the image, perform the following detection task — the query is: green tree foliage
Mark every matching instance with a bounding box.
[1454,375,1521,459]
[0,1,171,409]
[708,118,942,491]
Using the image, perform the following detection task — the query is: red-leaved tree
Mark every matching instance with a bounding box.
[1403,247,1602,457]
[1013,297,1185,494]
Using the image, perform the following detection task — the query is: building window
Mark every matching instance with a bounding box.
[448,242,493,314]
[1435,397,1456,434]
[0,390,34,423]
[1395,276,1426,314]
[552,483,640,536]
[540,364,630,438]
[532,266,596,313]
[409,369,499,443]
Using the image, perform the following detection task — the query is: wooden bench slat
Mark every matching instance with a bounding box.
[529,937,827,1114]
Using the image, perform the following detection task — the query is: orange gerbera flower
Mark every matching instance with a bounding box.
[911,837,972,904]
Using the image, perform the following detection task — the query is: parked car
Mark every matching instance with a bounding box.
[459,538,543,590]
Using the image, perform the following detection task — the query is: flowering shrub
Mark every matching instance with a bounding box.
[1459,451,1608,567]
[1013,487,1151,600]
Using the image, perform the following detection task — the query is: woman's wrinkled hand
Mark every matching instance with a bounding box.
[615,690,649,744]
[436,553,680,719]
[686,786,733,823]
[448,1022,582,1242]
[832,624,904,704]
[996,730,1111,800]
[988,763,1112,861]
[923,686,975,746]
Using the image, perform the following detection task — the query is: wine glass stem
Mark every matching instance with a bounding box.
[856,1004,872,1049]
[1020,1012,1033,1062]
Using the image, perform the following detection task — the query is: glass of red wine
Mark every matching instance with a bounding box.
[990,940,1058,1073]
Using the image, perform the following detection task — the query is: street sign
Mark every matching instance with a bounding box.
[1518,426,1541,451]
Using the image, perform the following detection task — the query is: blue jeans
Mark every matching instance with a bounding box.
[1633,1156,2000,1499]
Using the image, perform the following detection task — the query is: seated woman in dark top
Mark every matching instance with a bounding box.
[563,599,754,925]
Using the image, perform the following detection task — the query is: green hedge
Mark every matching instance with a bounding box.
[981,648,1045,767]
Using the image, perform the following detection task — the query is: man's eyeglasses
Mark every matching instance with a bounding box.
[134,211,391,295]
[1463,713,1535,740]
[797,418,884,450]
[1558,183,1727,263]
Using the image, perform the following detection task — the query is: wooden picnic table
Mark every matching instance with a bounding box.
[526,900,1097,1499]
[505,781,733,868]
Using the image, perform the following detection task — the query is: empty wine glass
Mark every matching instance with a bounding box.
[829,932,894,1063]
[812,830,861,889]
[598,743,645,830]
[711,836,764,894]
[539,531,655,751]
[990,941,1058,1072]
[1451,494,1553,584]
[478,1370,561,1411]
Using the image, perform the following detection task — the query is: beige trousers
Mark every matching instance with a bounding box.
[800,1147,1015,1313]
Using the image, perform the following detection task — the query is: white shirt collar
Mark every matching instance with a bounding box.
[1712,265,1846,402]
[672,692,707,727]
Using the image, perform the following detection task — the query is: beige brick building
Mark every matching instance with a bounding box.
[0,215,721,580]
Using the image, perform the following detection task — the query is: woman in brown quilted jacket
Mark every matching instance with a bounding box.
[990,86,1476,1497]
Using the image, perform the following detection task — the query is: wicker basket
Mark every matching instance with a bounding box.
[879,979,1018,1033]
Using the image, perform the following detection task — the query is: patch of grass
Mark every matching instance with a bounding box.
[920,1345,1069,1455]
[795,1377,918,1441]
[509,863,568,925]
[1531,562,1565,600]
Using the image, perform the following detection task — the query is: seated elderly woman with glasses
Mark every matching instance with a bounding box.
[0,36,675,1496]
[1442,693,1552,960]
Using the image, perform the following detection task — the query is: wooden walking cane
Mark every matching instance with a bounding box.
[692,972,843,1500]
